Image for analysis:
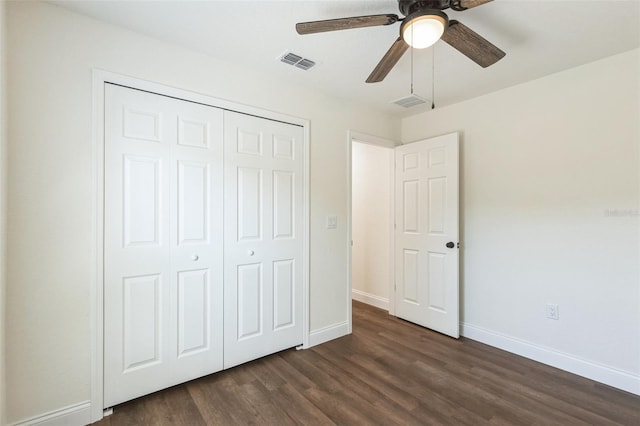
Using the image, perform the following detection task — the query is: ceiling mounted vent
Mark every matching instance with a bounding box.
[392,94,429,108]
[279,51,316,71]
[295,58,316,70]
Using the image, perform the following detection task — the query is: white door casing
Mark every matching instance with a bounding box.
[104,84,224,407]
[394,133,460,338]
[223,111,304,368]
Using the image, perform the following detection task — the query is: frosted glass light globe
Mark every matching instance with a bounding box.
[402,15,446,49]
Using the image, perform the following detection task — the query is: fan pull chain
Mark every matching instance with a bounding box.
[431,45,436,110]
[410,27,414,95]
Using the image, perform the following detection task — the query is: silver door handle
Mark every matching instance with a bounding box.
[191,254,199,261]
[247,250,255,256]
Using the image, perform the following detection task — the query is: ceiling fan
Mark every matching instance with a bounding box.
[296,0,506,83]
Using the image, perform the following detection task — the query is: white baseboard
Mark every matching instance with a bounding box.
[307,320,350,348]
[351,289,389,311]
[461,322,640,396]
[11,401,91,426]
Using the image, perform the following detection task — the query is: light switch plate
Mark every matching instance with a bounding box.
[326,215,337,229]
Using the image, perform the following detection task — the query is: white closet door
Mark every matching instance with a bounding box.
[223,111,304,368]
[104,84,224,407]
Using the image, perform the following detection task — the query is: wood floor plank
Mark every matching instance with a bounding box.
[236,380,297,425]
[94,301,640,426]
[186,382,236,425]
[302,349,426,425]
[313,344,421,411]
[265,383,335,426]
[244,356,287,392]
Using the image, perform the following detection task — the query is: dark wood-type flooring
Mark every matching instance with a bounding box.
[95,301,640,425]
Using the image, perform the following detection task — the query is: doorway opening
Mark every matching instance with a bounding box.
[349,132,396,317]
[348,131,460,338]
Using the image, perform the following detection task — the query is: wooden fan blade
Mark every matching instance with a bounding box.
[460,0,493,9]
[441,20,505,68]
[296,14,399,35]
[366,37,409,83]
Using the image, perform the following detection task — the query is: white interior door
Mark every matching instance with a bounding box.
[223,111,304,368]
[104,84,224,407]
[394,133,459,338]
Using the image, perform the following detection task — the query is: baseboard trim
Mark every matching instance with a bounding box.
[11,401,91,426]
[351,289,389,311]
[307,320,350,348]
[461,322,640,396]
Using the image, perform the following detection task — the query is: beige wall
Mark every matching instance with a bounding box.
[351,141,392,308]
[402,49,640,386]
[5,1,399,422]
[0,0,7,423]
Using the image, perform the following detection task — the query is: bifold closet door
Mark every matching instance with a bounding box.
[223,111,304,368]
[104,84,224,407]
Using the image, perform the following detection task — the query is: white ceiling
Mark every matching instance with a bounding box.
[51,0,640,117]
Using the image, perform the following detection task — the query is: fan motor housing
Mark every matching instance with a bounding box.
[399,0,450,16]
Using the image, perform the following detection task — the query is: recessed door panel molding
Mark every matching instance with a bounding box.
[177,269,210,357]
[178,161,209,245]
[402,250,419,304]
[273,259,295,330]
[428,177,446,235]
[123,274,162,372]
[395,132,459,338]
[123,106,162,142]
[403,152,419,171]
[427,252,446,312]
[237,129,263,156]
[428,146,446,168]
[237,167,263,241]
[224,110,304,369]
[403,180,420,234]
[123,155,161,247]
[237,263,263,340]
[273,170,295,239]
[105,84,224,408]
[178,116,210,149]
[273,134,295,160]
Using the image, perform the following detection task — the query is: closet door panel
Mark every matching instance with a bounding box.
[223,111,304,368]
[104,84,223,407]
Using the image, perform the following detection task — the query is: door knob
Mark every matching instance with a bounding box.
[446,242,455,249]
[248,250,255,256]
[191,254,199,261]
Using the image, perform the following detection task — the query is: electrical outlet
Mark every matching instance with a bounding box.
[546,303,559,320]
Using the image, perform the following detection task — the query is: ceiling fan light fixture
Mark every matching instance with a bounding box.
[401,10,448,49]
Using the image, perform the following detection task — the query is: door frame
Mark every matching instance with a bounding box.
[90,69,310,422]
[347,131,398,328]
